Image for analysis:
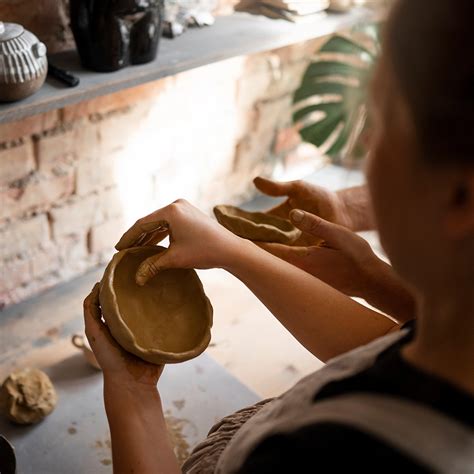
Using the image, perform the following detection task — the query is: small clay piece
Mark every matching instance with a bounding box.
[0,368,57,425]
[214,205,302,245]
[71,334,101,370]
[99,246,213,364]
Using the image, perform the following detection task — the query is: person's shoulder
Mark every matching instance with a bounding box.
[236,422,431,474]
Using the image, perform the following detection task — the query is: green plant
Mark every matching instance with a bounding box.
[292,23,381,161]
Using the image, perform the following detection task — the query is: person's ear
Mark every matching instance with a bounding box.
[443,169,474,240]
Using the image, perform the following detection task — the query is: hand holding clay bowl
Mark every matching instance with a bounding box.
[213,205,302,245]
[99,246,213,365]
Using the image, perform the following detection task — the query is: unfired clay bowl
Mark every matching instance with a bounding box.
[214,205,301,245]
[99,246,213,365]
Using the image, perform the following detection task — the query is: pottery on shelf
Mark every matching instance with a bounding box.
[99,246,213,364]
[0,21,47,102]
[70,0,164,72]
[214,205,302,245]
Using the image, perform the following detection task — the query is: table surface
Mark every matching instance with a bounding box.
[0,267,260,473]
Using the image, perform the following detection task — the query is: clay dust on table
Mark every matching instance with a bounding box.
[91,416,192,466]
[165,410,192,466]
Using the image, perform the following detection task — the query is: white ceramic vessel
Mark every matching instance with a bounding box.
[0,21,47,102]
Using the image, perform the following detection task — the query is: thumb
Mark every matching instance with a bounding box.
[289,209,349,249]
[135,248,180,286]
[253,176,294,197]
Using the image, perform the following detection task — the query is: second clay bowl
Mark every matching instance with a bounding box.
[214,205,301,245]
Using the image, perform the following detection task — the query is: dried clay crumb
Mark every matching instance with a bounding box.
[101,459,112,466]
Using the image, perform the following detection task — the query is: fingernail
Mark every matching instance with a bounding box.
[291,210,304,223]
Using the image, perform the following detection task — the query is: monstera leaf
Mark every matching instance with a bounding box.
[292,24,380,159]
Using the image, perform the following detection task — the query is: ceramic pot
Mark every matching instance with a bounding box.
[0,22,47,102]
[70,0,164,72]
[71,334,101,370]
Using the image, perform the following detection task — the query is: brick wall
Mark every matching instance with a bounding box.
[0,39,325,307]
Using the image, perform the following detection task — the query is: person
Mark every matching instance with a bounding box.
[253,177,416,322]
[83,0,474,472]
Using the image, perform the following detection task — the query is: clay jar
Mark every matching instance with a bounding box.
[70,0,164,72]
[99,246,213,364]
[214,205,302,245]
[0,21,47,102]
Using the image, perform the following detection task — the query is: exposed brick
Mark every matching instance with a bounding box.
[57,235,91,278]
[0,170,75,221]
[36,127,76,172]
[89,217,126,254]
[73,121,101,161]
[0,214,50,260]
[98,105,152,155]
[30,245,61,279]
[0,257,31,292]
[0,110,60,143]
[50,194,103,239]
[0,141,35,186]
[76,152,118,196]
[62,80,170,123]
[98,187,124,221]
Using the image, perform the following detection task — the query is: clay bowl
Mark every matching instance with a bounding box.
[99,246,213,365]
[214,205,301,245]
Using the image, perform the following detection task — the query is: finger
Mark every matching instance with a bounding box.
[83,284,106,342]
[115,219,169,250]
[83,284,118,348]
[289,209,350,249]
[140,228,170,247]
[135,249,182,286]
[253,176,296,197]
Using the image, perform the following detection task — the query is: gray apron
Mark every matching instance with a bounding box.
[183,329,474,474]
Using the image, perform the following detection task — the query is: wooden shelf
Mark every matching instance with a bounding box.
[0,9,373,124]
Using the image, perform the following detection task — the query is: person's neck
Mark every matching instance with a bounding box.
[402,287,474,396]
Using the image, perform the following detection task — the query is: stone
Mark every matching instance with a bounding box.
[0,368,57,425]
[214,205,301,244]
[99,246,213,364]
[0,141,35,186]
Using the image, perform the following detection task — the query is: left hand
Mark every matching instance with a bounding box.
[258,209,384,297]
[83,284,164,390]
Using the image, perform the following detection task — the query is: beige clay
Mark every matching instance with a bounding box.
[99,246,213,365]
[0,368,57,425]
[214,205,301,245]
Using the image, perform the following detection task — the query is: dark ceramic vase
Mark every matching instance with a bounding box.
[70,0,164,72]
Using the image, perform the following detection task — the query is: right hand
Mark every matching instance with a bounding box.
[115,199,242,286]
[259,209,387,298]
[254,176,353,229]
